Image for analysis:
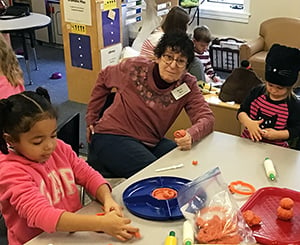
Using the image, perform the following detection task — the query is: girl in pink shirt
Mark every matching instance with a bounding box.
[0,33,25,99]
[0,88,138,245]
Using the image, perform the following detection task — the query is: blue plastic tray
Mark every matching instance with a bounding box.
[123,176,190,221]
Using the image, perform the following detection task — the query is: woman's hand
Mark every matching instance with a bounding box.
[86,125,94,143]
[174,131,192,150]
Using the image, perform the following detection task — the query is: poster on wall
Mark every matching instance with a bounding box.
[63,0,92,26]
[100,43,122,69]
[104,0,117,11]
[102,9,120,47]
[70,33,93,70]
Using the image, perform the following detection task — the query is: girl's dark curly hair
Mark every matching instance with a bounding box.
[154,31,195,68]
[0,87,57,154]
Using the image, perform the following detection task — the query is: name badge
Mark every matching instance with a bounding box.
[171,83,191,100]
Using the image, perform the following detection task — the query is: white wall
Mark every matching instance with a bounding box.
[188,0,300,41]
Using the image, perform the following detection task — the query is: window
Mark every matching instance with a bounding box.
[208,0,243,4]
[199,0,250,23]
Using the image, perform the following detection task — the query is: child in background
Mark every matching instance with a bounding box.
[0,88,138,245]
[140,6,190,58]
[240,60,252,70]
[0,33,24,99]
[193,25,222,83]
[238,44,300,147]
[218,59,262,104]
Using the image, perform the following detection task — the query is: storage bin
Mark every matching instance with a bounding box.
[209,37,245,72]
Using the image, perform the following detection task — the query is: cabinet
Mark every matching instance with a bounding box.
[204,93,242,136]
[61,0,123,103]
[48,1,62,45]
[124,0,142,25]
[61,0,177,103]
[165,93,242,139]
[210,37,245,72]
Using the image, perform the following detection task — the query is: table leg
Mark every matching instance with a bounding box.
[29,30,38,71]
[196,7,199,26]
[188,7,200,25]
[21,32,33,85]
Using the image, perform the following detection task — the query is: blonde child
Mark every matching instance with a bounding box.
[238,44,300,147]
[0,88,138,245]
[0,33,24,99]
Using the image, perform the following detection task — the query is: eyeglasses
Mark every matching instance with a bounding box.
[161,54,187,68]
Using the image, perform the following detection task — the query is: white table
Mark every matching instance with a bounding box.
[25,132,300,245]
[0,13,51,85]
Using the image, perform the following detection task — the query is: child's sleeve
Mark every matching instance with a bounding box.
[58,140,110,197]
[185,80,215,142]
[202,51,216,79]
[188,58,206,81]
[237,85,264,117]
[0,164,65,233]
[286,98,300,139]
[86,60,128,127]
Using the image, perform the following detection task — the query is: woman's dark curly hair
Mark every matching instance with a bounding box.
[154,31,195,68]
[0,87,57,154]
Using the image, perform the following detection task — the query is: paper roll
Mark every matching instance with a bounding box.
[183,220,194,245]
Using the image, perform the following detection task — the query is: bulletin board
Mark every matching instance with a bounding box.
[60,0,177,103]
[60,0,122,103]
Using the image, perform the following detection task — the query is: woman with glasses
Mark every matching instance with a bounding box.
[86,31,214,178]
[140,6,206,82]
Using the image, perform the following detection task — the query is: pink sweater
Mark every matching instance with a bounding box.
[0,75,25,99]
[0,140,109,245]
[86,57,215,144]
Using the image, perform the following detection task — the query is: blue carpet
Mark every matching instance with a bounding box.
[12,39,69,105]
[11,36,88,155]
